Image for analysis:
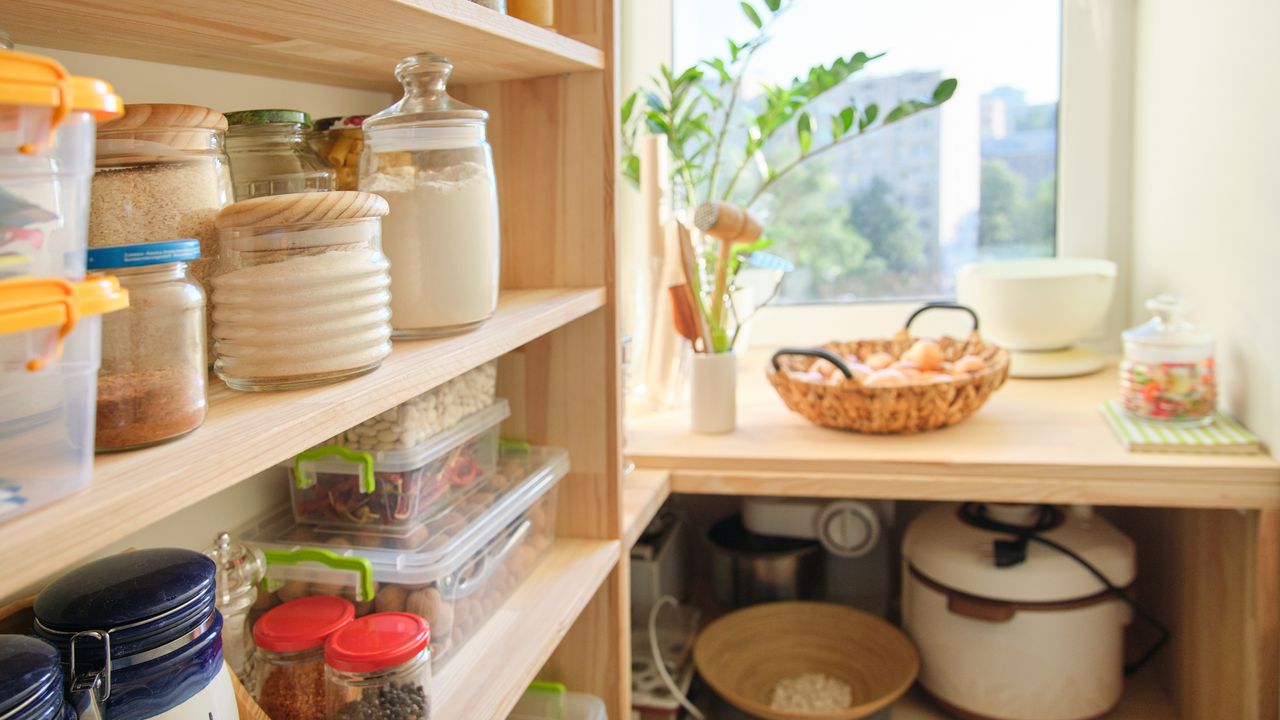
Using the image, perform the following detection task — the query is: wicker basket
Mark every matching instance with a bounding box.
[768,303,1010,434]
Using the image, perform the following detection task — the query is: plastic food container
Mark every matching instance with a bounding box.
[212,191,392,391]
[1120,295,1216,426]
[225,109,335,201]
[325,613,432,720]
[0,635,75,720]
[89,240,207,451]
[290,399,510,528]
[254,595,356,720]
[34,548,239,720]
[2,51,122,279]
[250,445,567,666]
[509,682,607,720]
[310,116,366,191]
[0,276,127,522]
[361,54,500,339]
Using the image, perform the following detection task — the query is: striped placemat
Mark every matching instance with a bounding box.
[1100,400,1261,454]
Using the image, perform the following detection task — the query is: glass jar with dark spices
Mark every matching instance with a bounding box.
[225,109,335,200]
[325,613,432,720]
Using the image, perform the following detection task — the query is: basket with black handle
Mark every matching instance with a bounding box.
[767,303,1010,434]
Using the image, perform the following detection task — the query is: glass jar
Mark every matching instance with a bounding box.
[226,109,335,201]
[206,531,267,687]
[361,54,500,339]
[0,31,12,50]
[311,116,367,191]
[0,635,75,720]
[87,240,206,451]
[325,613,432,720]
[255,596,355,720]
[1120,295,1216,426]
[34,549,238,720]
[508,0,554,26]
[212,191,392,391]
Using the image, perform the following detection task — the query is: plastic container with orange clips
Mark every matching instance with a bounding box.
[1,51,126,522]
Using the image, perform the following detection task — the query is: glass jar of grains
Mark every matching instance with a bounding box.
[212,191,393,391]
[226,109,335,201]
[310,116,367,191]
[255,596,356,720]
[325,613,432,720]
[361,54,500,339]
[87,240,207,451]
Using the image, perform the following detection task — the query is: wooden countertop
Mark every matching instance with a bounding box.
[626,354,1280,509]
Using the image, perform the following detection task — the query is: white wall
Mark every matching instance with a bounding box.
[1130,0,1280,449]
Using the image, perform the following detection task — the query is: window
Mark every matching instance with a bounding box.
[673,0,1062,304]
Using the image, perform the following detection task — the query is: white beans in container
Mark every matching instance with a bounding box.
[328,362,496,451]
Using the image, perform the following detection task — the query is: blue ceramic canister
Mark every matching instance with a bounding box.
[33,549,239,720]
[0,635,75,720]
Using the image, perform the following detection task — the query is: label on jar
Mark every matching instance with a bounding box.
[1120,357,1216,422]
[147,663,238,720]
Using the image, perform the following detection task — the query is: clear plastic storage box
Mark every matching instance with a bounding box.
[288,399,510,528]
[250,445,567,666]
[508,682,607,720]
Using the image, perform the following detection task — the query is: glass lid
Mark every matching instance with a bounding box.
[365,54,488,130]
[1123,295,1213,348]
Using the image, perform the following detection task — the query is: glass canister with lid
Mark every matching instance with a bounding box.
[310,116,367,191]
[325,613,432,720]
[361,54,500,339]
[88,240,206,451]
[0,635,75,720]
[211,191,392,391]
[1120,295,1217,426]
[226,109,335,201]
[33,548,239,720]
[255,595,356,720]
[206,531,268,687]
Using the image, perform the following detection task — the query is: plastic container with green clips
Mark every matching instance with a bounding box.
[288,398,510,528]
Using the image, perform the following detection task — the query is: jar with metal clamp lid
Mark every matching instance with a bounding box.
[33,548,239,720]
[0,635,75,720]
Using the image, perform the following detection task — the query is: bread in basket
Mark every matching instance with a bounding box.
[767,303,1010,434]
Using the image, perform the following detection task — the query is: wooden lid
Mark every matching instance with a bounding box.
[215,191,389,230]
[99,103,227,132]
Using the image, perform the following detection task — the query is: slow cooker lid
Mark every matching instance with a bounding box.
[903,503,1135,603]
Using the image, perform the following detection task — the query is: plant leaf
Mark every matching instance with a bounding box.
[704,58,733,85]
[859,103,879,131]
[620,92,637,124]
[621,153,640,185]
[740,1,763,28]
[839,106,855,133]
[797,111,813,155]
[764,0,782,11]
[932,78,959,103]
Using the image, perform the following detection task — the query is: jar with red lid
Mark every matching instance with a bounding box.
[325,613,432,720]
[254,595,356,720]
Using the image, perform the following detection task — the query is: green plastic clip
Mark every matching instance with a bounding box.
[262,548,376,602]
[294,445,376,494]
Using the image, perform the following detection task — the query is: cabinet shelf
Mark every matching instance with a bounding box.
[892,669,1174,719]
[6,0,605,89]
[0,287,604,596]
[622,470,670,549]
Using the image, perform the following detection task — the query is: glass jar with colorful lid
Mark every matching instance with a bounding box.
[88,240,206,451]
[254,594,357,720]
[33,548,238,720]
[360,54,500,339]
[1120,295,1216,426]
[226,109,335,201]
[0,635,75,720]
[211,191,392,391]
[325,613,432,720]
[310,116,367,191]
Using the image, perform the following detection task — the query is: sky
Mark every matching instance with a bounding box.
[673,0,1062,105]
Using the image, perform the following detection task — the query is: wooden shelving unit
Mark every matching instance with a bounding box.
[3,0,605,88]
[622,470,671,549]
[891,670,1173,719]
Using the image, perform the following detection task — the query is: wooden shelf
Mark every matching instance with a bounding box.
[627,354,1280,509]
[0,287,604,595]
[433,538,619,720]
[622,469,670,549]
[8,0,605,89]
[891,670,1174,719]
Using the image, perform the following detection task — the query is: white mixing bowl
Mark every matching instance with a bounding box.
[956,258,1116,351]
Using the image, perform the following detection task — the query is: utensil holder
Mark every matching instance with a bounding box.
[691,352,737,434]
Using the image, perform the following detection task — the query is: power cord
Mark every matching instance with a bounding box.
[649,595,705,720]
[959,503,1169,675]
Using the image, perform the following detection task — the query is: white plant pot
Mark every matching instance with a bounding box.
[691,352,737,434]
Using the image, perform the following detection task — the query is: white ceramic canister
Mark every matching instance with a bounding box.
[902,504,1135,720]
[690,352,737,434]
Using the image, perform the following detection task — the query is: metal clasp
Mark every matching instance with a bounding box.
[69,630,111,720]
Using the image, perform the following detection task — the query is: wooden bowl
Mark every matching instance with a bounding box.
[694,602,919,720]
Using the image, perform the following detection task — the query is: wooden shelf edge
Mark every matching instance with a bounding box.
[0,287,605,597]
[433,538,620,720]
[622,469,670,549]
[892,669,1174,719]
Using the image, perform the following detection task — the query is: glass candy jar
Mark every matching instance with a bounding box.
[1120,295,1216,426]
[212,191,392,391]
[225,109,335,201]
[255,596,355,720]
[325,613,432,720]
[88,240,207,451]
[361,54,500,339]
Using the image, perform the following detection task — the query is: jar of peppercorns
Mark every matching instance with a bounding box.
[255,595,356,720]
[325,613,432,720]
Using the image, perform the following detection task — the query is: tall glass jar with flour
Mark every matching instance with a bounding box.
[361,54,500,339]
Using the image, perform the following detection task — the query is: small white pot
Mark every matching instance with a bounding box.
[690,352,737,433]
